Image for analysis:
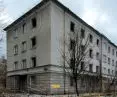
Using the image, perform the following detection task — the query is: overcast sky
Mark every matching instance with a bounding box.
[0,0,117,57]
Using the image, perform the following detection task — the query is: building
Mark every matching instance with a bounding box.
[4,0,117,94]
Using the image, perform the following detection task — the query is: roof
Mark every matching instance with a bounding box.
[4,0,117,48]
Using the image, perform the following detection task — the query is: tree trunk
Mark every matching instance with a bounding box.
[74,78,79,96]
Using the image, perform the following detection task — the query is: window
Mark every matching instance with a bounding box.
[31,57,36,67]
[116,51,117,57]
[89,34,93,43]
[22,59,27,69]
[23,23,26,33]
[89,64,93,72]
[22,41,27,52]
[70,58,74,68]
[96,52,99,60]
[89,49,93,58]
[14,29,18,39]
[70,22,75,32]
[116,61,117,67]
[104,42,107,50]
[31,37,36,48]
[103,55,106,63]
[112,70,114,75]
[112,60,114,66]
[81,45,85,54]
[31,76,36,84]
[70,76,73,86]
[81,29,85,38]
[96,66,100,73]
[108,69,110,74]
[108,46,110,53]
[70,39,75,50]
[14,61,18,70]
[32,17,37,28]
[108,58,110,65]
[97,39,99,46]
[112,49,115,55]
[81,62,85,71]
[13,45,18,55]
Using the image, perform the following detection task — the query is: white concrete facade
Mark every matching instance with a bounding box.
[4,0,117,94]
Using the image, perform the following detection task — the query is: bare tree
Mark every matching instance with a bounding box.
[60,28,92,96]
[106,67,117,93]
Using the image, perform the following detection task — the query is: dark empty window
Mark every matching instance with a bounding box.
[70,76,73,86]
[31,37,36,47]
[32,17,37,28]
[81,62,85,71]
[89,64,93,72]
[23,23,26,33]
[81,45,85,54]
[108,46,110,53]
[96,52,99,60]
[89,49,93,58]
[89,34,93,43]
[70,22,75,32]
[81,29,85,38]
[97,39,99,46]
[70,39,75,50]
[32,57,36,67]
[96,66,100,73]
[108,69,110,74]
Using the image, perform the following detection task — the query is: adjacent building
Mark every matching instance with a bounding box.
[4,0,117,94]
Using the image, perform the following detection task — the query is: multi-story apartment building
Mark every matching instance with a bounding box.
[4,0,117,94]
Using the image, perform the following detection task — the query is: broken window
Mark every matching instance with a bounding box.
[32,17,37,28]
[32,57,36,67]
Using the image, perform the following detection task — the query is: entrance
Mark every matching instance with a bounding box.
[19,75,27,92]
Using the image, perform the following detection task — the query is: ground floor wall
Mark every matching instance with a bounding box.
[6,65,117,95]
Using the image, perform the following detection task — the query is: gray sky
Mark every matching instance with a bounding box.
[1,0,117,57]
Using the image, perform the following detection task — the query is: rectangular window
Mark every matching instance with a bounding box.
[31,57,36,67]
[14,61,18,70]
[108,46,110,53]
[108,58,110,65]
[89,49,93,58]
[89,64,93,72]
[96,52,99,60]
[116,52,117,57]
[70,39,75,50]
[112,49,115,55]
[22,41,27,52]
[112,60,114,66]
[31,37,36,48]
[70,22,75,32]
[97,39,99,46]
[32,17,37,28]
[22,59,27,69]
[89,34,93,43]
[96,66,100,73]
[30,76,36,84]
[81,62,85,71]
[108,69,110,74]
[14,29,18,39]
[23,23,26,33]
[13,45,18,55]
[70,76,73,86]
[103,55,107,63]
[116,61,117,67]
[81,29,85,38]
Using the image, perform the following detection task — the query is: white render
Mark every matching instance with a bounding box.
[5,0,117,94]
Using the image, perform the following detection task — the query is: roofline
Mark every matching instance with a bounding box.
[4,0,117,48]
